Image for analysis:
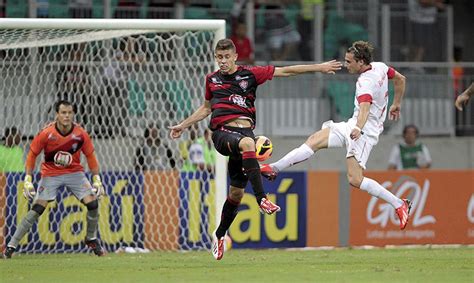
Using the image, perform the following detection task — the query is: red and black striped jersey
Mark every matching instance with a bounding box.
[205,65,275,129]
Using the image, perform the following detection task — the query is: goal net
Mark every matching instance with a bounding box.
[0,19,227,253]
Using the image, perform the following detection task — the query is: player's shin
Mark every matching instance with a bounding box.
[271,143,314,172]
[215,197,240,238]
[85,200,99,240]
[360,177,403,208]
[242,151,266,203]
[8,204,44,248]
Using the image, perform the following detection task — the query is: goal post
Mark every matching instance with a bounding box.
[0,18,227,253]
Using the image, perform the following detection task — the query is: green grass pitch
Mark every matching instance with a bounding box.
[1,247,472,283]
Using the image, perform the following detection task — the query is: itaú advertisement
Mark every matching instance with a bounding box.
[2,172,144,253]
[229,172,307,249]
[349,170,474,246]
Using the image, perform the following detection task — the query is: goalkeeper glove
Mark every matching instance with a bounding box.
[23,175,36,201]
[92,175,105,198]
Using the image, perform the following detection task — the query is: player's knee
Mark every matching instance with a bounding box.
[239,137,255,152]
[305,131,323,151]
[347,172,363,188]
[86,199,99,211]
[31,203,46,215]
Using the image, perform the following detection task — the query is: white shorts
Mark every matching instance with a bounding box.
[322,120,374,169]
[36,172,94,201]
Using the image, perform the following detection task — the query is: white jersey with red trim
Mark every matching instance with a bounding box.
[349,62,394,143]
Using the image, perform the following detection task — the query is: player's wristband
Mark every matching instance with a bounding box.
[354,126,364,135]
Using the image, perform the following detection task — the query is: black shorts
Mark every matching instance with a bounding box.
[212,126,255,188]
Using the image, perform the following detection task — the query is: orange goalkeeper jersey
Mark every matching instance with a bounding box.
[30,122,95,177]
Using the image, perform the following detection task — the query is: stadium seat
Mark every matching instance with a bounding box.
[6,1,28,18]
[48,0,69,18]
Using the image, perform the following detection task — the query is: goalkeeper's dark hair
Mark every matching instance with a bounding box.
[347,41,374,65]
[54,100,76,113]
[215,39,236,52]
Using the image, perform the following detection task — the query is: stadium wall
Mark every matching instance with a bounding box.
[2,170,472,252]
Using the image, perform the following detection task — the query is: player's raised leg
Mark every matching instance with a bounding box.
[261,127,330,180]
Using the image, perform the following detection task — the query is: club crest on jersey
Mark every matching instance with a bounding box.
[72,143,78,152]
[229,94,248,108]
[238,80,248,91]
[54,151,73,168]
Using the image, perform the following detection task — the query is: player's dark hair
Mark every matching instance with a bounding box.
[54,100,76,113]
[347,41,374,65]
[215,39,236,52]
[403,124,419,136]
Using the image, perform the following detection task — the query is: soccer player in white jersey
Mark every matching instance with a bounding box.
[261,41,412,230]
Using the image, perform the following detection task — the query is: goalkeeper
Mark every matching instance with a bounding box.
[2,100,105,259]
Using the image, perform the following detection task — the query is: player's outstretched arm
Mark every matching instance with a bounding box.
[273,60,342,77]
[389,70,406,121]
[455,83,474,111]
[169,101,212,139]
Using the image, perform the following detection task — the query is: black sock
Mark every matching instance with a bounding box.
[242,151,266,204]
[216,197,240,238]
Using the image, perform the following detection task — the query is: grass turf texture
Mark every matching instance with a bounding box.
[1,247,472,283]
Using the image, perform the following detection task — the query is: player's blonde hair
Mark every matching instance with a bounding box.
[347,41,374,65]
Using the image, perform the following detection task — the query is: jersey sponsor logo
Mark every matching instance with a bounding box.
[239,80,248,91]
[54,151,73,167]
[211,77,222,84]
[235,75,250,81]
[47,133,57,141]
[229,94,248,108]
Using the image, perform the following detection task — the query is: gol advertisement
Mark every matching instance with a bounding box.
[349,170,474,246]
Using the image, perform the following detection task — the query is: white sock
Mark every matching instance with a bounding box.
[271,143,314,172]
[360,177,404,208]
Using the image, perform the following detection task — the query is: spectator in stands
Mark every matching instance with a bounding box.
[408,0,445,63]
[230,21,254,65]
[0,127,24,173]
[0,0,5,17]
[135,123,175,171]
[69,0,92,18]
[264,4,301,61]
[181,125,206,172]
[196,128,216,174]
[102,36,145,137]
[388,124,432,170]
[297,0,322,61]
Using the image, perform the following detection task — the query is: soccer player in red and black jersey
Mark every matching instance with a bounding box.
[169,38,341,260]
[2,100,106,259]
